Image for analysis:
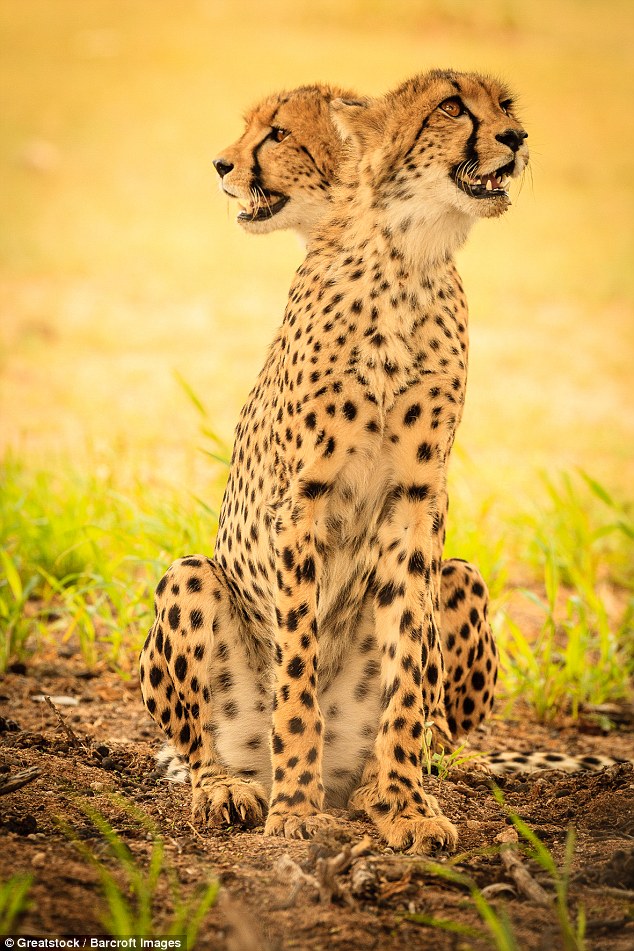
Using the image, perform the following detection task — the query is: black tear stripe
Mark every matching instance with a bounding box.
[462,106,480,170]
[402,75,466,164]
[250,135,269,192]
[250,100,290,191]
[251,99,327,191]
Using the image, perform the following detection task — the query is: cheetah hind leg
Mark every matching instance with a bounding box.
[140,554,267,830]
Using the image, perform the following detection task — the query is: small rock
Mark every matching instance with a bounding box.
[101,757,116,771]
[0,716,20,733]
[90,781,106,792]
[8,661,27,676]
[31,852,46,867]
[58,644,78,658]
[95,745,110,758]
[14,814,38,836]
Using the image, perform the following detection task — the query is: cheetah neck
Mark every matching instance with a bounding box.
[293,221,469,416]
[310,214,467,349]
[314,172,475,273]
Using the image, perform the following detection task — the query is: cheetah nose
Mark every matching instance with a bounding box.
[213,158,234,179]
[495,128,528,153]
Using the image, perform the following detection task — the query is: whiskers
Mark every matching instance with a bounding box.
[250,185,275,218]
[454,159,480,195]
[514,158,532,200]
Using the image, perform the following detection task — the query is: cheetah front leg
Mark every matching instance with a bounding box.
[139,555,268,829]
[263,495,340,841]
[350,393,459,853]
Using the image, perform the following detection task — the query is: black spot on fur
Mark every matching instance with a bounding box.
[287,655,305,678]
[149,666,163,688]
[404,404,421,425]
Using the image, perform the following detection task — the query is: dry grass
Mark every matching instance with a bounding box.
[0,0,632,500]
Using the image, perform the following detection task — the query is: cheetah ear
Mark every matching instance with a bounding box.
[330,97,377,146]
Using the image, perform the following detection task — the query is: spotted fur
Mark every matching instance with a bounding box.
[140,69,529,852]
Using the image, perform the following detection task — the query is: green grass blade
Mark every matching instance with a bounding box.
[173,370,208,418]
[0,549,23,601]
[0,874,33,935]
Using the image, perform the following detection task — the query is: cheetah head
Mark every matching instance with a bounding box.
[331,70,528,249]
[213,84,357,240]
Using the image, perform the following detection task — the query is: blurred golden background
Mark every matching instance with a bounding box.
[1,0,633,501]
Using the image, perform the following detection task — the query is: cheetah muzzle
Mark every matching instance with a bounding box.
[233,188,289,223]
[451,158,516,201]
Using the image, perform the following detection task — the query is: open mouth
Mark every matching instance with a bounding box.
[451,160,515,199]
[235,191,289,222]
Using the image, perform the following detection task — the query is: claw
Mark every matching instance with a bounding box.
[239,805,247,821]
[222,805,231,824]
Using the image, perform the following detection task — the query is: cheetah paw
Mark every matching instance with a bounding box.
[192,778,267,829]
[349,782,457,854]
[349,782,442,817]
[264,811,341,840]
[379,813,458,854]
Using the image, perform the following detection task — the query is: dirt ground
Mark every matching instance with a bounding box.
[1,646,633,950]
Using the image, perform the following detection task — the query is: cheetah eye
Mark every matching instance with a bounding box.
[439,98,464,118]
[500,99,513,115]
[270,127,290,143]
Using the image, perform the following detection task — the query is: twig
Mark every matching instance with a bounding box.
[315,836,373,903]
[494,828,551,906]
[0,766,41,795]
[585,917,634,934]
[44,695,86,750]
[273,836,374,907]
[581,886,634,901]
[186,821,206,841]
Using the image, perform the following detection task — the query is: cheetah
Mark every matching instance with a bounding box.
[212,82,499,741]
[140,68,530,852]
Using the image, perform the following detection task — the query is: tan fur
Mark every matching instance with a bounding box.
[141,69,529,852]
